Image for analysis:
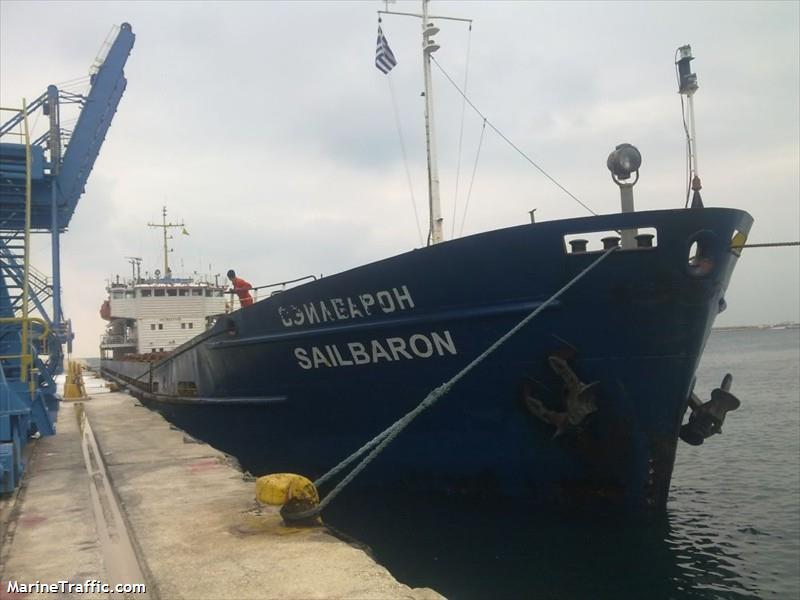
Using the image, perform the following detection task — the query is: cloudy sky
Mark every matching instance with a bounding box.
[1,0,798,357]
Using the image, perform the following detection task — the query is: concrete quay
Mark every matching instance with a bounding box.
[0,377,441,599]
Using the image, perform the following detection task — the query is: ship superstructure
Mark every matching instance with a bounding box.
[100,207,227,360]
[100,276,226,360]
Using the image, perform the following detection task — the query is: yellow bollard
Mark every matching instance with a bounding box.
[255,473,321,526]
[62,359,89,401]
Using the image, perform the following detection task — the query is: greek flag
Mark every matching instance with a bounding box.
[375,26,397,74]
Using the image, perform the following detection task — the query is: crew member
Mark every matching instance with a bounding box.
[227,269,254,307]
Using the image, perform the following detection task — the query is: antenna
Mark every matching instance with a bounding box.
[147,206,185,278]
[125,256,142,282]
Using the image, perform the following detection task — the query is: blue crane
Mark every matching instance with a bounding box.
[0,23,135,493]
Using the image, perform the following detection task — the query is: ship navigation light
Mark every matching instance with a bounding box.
[676,45,699,95]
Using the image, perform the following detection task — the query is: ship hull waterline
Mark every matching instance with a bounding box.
[101,208,752,509]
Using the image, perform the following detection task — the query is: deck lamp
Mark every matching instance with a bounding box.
[607,143,642,248]
[607,143,642,183]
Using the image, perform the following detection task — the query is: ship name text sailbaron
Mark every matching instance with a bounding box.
[278,285,416,328]
[294,331,457,370]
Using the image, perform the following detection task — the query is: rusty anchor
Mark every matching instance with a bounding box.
[679,374,741,446]
[523,356,599,437]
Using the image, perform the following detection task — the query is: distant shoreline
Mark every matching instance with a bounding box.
[713,323,800,331]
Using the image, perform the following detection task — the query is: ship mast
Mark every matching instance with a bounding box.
[379,0,471,245]
[676,45,703,208]
[421,0,442,244]
[147,206,184,278]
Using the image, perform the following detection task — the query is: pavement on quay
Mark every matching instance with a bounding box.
[0,375,442,599]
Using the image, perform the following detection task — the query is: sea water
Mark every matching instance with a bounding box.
[325,328,800,599]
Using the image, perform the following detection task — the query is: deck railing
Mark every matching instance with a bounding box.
[225,274,318,310]
[101,334,137,346]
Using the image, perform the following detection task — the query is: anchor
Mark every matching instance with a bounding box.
[679,374,741,446]
[523,356,599,437]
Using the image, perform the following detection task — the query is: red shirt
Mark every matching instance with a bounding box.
[231,276,253,306]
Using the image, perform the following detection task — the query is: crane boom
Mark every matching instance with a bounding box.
[57,22,135,227]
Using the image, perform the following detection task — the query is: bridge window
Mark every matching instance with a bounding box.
[154,289,165,297]
[140,289,152,297]
[179,289,189,296]
[192,289,203,296]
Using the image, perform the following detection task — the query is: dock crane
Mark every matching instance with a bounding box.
[0,23,135,493]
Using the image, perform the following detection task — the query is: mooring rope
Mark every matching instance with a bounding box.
[732,241,800,249]
[285,245,620,521]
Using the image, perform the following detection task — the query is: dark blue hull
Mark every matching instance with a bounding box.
[102,207,752,508]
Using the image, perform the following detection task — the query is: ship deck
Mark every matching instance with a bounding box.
[0,374,439,599]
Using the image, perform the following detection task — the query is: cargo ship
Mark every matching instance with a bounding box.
[100,3,751,508]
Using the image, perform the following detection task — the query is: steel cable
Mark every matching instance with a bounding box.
[387,75,424,246]
[430,56,598,217]
[450,24,473,239]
